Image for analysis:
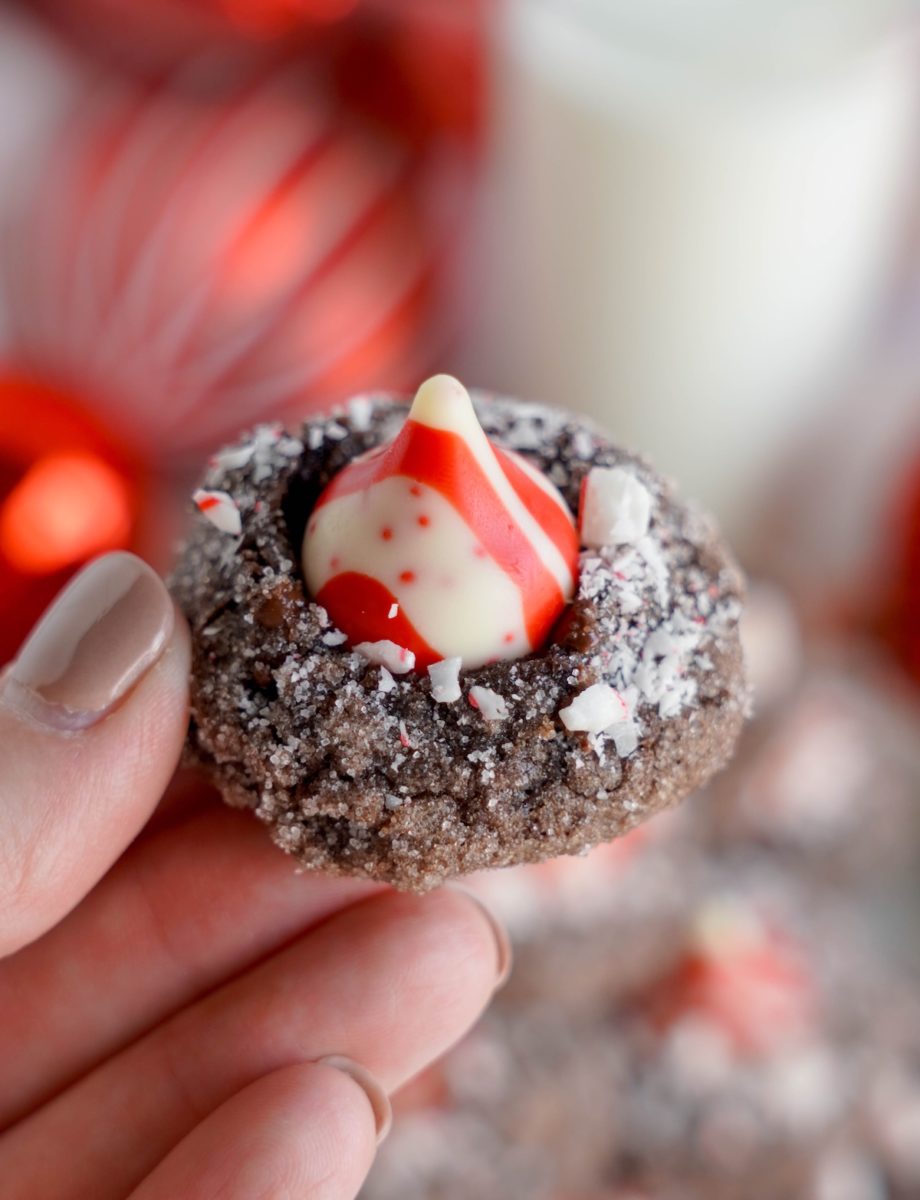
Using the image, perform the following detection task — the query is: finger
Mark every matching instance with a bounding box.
[0,805,381,1128]
[2,887,509,1199]
[146,770,219,833]
[126,1061,389,1200]
[0,552,190,956]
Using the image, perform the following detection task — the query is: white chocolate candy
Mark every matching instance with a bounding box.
[303,375,579,671]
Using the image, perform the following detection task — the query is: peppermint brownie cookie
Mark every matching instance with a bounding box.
[171,375,746,890]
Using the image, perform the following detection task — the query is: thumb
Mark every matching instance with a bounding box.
[0,552,190,957]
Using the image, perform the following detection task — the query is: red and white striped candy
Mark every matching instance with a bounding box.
[651,905,816,1058]
[303,375,579,670]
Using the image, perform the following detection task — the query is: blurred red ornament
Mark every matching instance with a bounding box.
[327,0,490,150]
[216,0,362,36]
[4,66,453,464]
[0,372,144,662]
[33,0,362,62]
[31,0,490,151]
[1,454,132,574]
[886,450,920,683]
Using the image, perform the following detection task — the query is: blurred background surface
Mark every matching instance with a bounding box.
[1,1,920,1197]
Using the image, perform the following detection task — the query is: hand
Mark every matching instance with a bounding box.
[0,552,509,1199]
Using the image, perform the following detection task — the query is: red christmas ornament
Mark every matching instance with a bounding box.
[885,449,920,683]
[327,0,490,151]
[32,0,490,150]
[0,373,145,662]
[34,0,361,64]
[5,67,452,464]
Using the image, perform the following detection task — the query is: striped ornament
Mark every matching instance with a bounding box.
[303,376,579,670]
[2,66,448,463]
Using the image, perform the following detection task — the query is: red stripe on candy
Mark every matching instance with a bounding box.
[315,572,441,670]
[494,447,578,568]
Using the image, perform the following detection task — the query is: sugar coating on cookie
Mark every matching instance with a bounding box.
[171,388,747,891]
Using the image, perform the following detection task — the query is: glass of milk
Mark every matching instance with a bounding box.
[463,0,919,534]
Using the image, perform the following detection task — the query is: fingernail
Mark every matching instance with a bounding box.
[318,1055,392,1145]
[447,884,513,991]
[4,552,174,731]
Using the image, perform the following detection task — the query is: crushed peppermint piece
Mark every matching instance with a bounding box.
[580,467,652,548]
[637,535,670,608]
[354,640,416,674]
[378,667,397,694]
[398,720,411,747]
[429,657,462,703]
[384,793,403,810]
[192,489,241,536]
[276,435,304,458]
[214,444,255,470]
[609,720,640,757]
[469,686,509,721]
[659,677,697,718]
[230,425,302,483]
[388,603,399,619]
[572,428,595,461]
[321,629,348,647]
[634,626,697,709]
[559,683,629,734]
[347,395,374,431]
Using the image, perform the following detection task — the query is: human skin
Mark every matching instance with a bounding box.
[0,552,509,1199]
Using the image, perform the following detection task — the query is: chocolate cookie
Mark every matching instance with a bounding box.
[171,383,746,890]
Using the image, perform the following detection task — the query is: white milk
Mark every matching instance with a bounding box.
[462,0,918,533]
